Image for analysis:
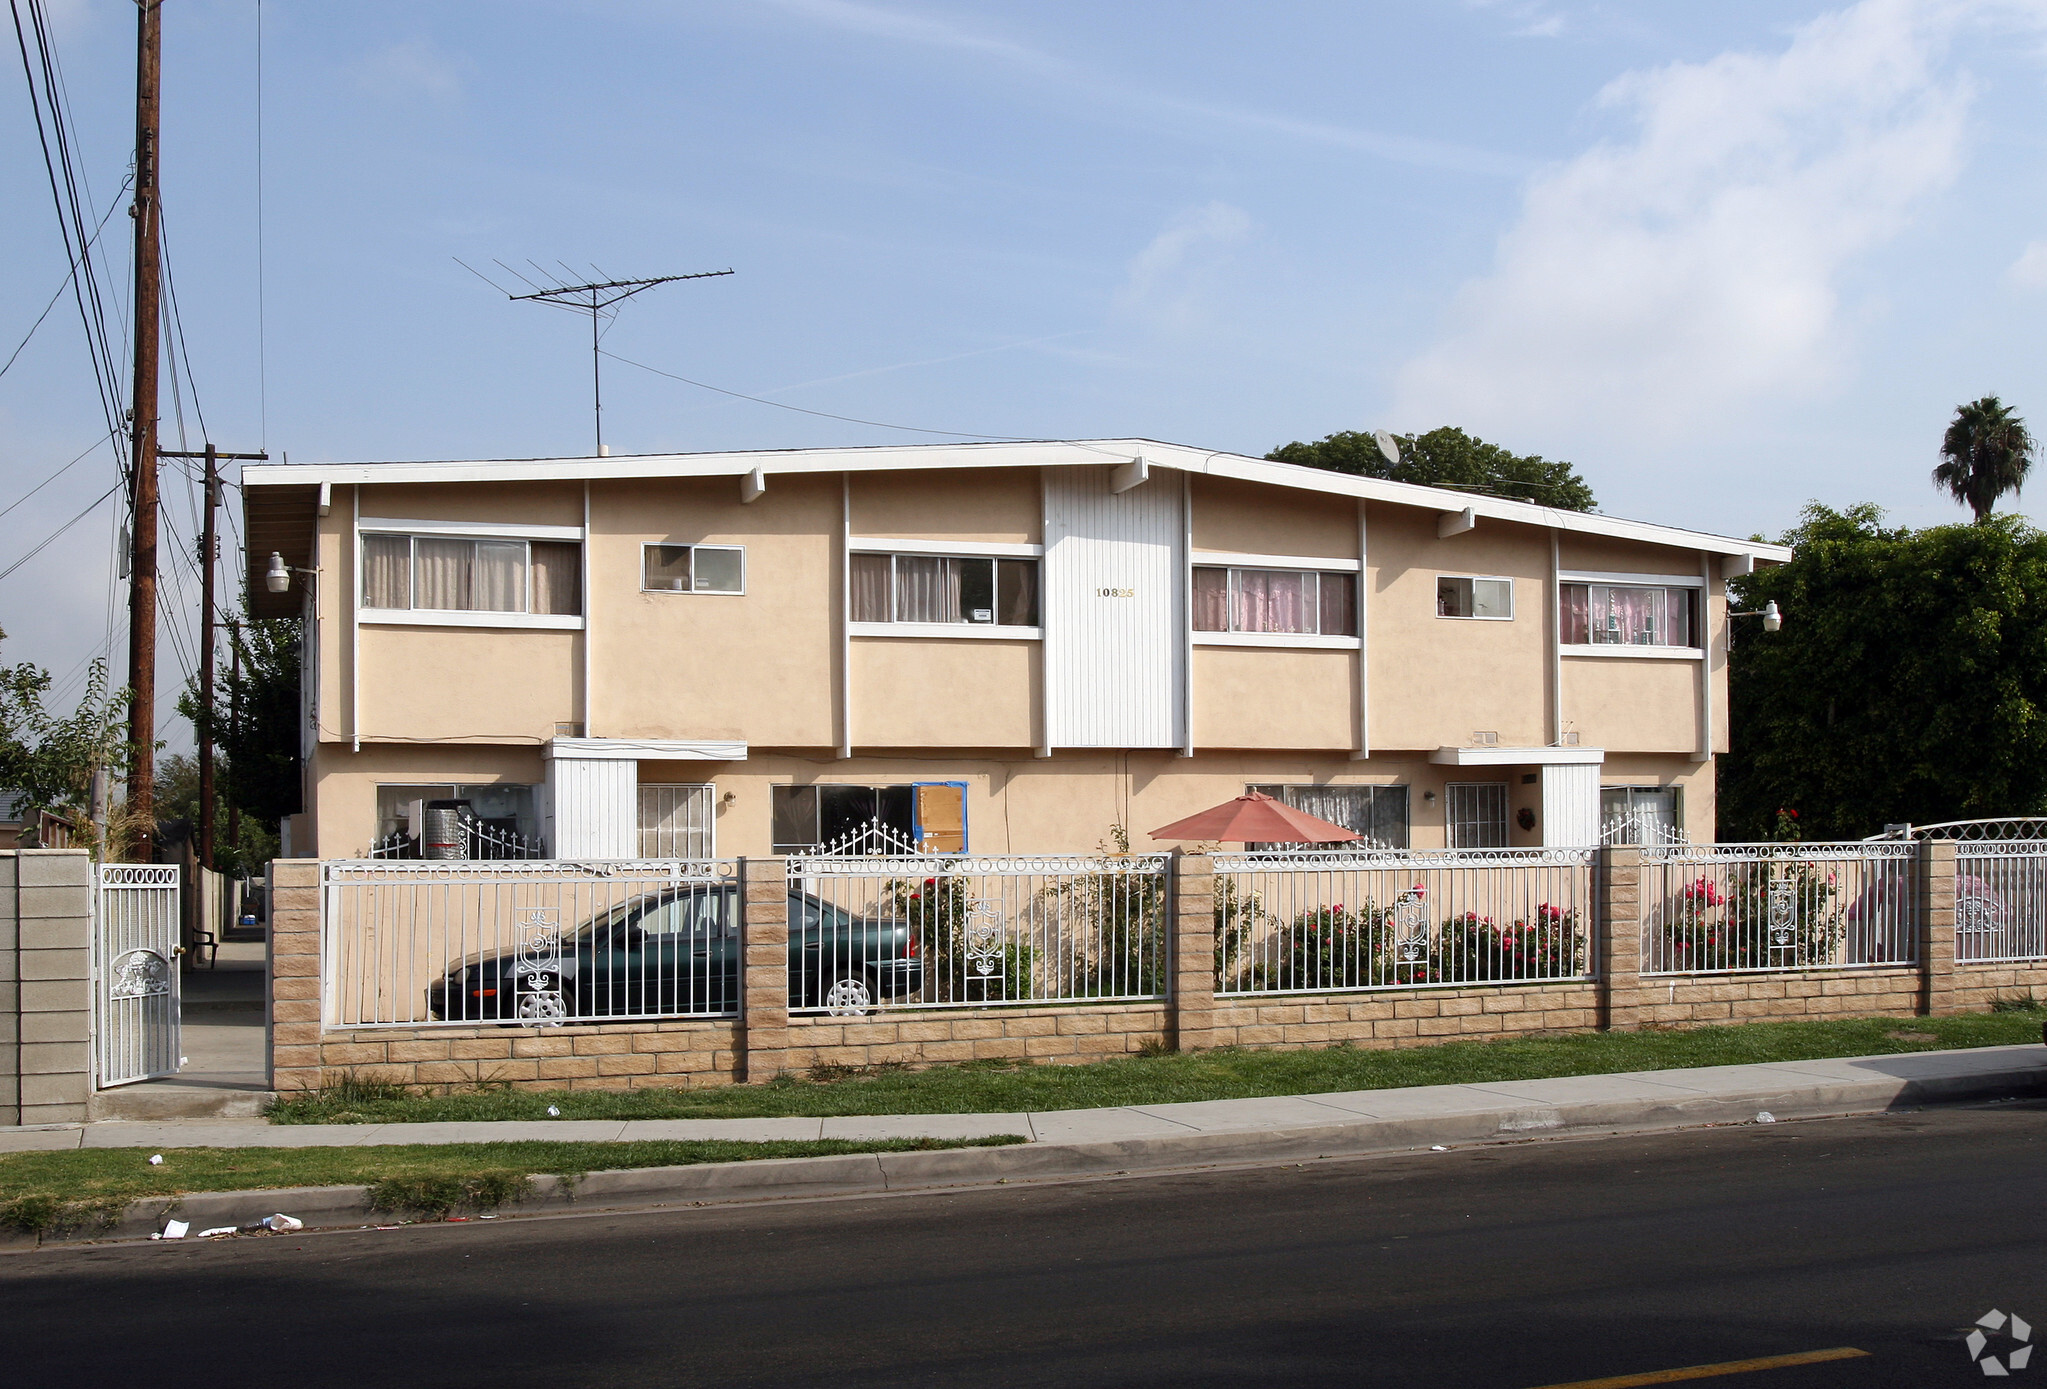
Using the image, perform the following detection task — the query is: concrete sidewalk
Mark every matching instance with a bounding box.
[8,1044,2045,1155]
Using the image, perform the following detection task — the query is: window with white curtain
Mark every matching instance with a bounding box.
[1192,567,1356,636]
[1437,576,1513,620]
[849,553,1039,627]
[361,534,581,617]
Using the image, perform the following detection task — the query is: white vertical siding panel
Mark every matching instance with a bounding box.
[1043,465,1182,747]
[1541,762,1602,848]
[549,757,637,858]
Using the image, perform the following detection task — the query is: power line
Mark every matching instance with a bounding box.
[599,348,1059,443]
[0,430,117,525]
[0,480,119,584]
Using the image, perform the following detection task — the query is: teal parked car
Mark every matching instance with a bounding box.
[426,882,922,1022]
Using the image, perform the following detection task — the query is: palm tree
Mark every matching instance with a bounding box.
[1934,396,2035,523]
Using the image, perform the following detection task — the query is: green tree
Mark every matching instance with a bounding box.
[176,592,302,861]
[1266,426,1596,511]
[1720,504,2047,839]
[1935,396,2034,523]
[0,629,130,832]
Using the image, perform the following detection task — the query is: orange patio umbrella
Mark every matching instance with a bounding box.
[1148,791,1361,845]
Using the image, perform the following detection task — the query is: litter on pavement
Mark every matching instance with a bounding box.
[147,1154,163,1166]
[156,1220,189,1240]
[1756,1112,1777,1123]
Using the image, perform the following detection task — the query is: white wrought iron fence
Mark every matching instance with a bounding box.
[1955,844,2047,963]
[366,821,548,861]
[1640,841,1917,974]
[93,863,182,1087]
[785,852,1171,1013]
[322,859,739,1028]
[1213,847,1597,995]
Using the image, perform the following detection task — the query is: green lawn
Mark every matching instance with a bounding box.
[0,1135,1025,1236]
[268,1010,2047,1126]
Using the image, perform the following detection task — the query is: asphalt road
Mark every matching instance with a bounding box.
[6,1104,2046,1389]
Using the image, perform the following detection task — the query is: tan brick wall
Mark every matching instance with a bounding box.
[1627,965,1924,1026]
[789,1003,1170,1069]
[1210,982,1602,1049]
[6,851,92,1125]
[1954,962,2047,1012]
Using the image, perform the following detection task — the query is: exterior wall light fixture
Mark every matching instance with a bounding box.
[264,551,319,595]
[1727,599,1782,648]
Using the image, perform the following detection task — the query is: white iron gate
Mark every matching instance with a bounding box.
[93,863,183,1087]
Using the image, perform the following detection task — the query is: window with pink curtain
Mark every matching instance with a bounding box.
[1192,568,1229,631]
[1231,569,1315,634]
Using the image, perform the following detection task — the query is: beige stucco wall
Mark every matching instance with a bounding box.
[589,474,837,745]
[850,468,1040,544]
[1561,657,1701,754]
[850,638,1039,748]
[1191,474,1358,559]
[1192,646,1355,750]
[309,742,548,859]
[359,482,584,529]
[357,626,576,743]
[1366,506,1552,750]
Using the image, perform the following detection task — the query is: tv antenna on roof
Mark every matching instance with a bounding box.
[462,260,734,455]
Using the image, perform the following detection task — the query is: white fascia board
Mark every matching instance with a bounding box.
[850,536,1044,558]
[1428,745,1606,766]
[1558,569,1706,588]
[243,438,1793,563]
[545,737,747,761]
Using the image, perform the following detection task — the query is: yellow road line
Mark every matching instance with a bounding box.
[1523,1347,1872,1389]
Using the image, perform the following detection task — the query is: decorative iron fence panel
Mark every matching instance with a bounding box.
[785,853,1171,1013]
[322,859,739,1029]
[94,863,182,1087]
[1956,844,2047,963]
[1213,848,1598,996]
[1640,842,1917,975]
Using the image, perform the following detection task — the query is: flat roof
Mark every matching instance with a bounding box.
[241,438,1790,617]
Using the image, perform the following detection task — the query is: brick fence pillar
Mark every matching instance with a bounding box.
[1170,851,1217,1053]
[1598,846,1644,1032]
[267,859,323,1093]
[740,857,789,1082]
[1918,838,1956,1017]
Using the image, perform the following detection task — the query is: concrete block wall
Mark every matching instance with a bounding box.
[3,850,93,1125]
[269,840,2036,1096]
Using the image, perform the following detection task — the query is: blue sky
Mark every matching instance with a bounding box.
[3,0,2046,740]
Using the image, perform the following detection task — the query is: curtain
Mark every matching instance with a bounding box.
[1233,569,1313,634]
[415,539,472,610]
[895,556,960,623]
[361,535,411,609]
[1561,584,1590,644]
[850,554,891,622]
[997,559,1038,626]
[471,540,526,612]
[1192,568,1228,631]
[1596,585,1665,645]
[530,542,581,615]
[1318,572,1356,636]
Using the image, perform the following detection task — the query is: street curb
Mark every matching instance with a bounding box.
[19,1061,2047,1249]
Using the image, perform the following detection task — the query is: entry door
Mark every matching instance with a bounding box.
[94,864,183,1087]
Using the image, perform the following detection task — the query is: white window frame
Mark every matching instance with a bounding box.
[1191,563,1362,649]
[641,542,747,596]
[637,783,717,858]
[847,549,1043,640]
[356,524,585,631]
[1557,570,1703,658]
[1437,574,1515,622]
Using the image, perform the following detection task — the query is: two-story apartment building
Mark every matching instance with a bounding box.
[242,440,1789,861]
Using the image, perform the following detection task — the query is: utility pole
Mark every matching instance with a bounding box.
[163,445,265,872]
[226,626,240,862]
[124,0,163,861]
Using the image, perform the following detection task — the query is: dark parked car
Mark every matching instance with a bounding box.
[426,883,920,1023]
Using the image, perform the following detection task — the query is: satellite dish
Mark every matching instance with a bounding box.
[1373,430,1401,466]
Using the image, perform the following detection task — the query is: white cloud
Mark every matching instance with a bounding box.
[1393,0,1978,447]
[1112,202,1253,337]
[2011,239,2047,289]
